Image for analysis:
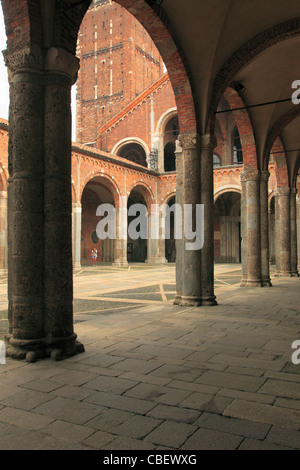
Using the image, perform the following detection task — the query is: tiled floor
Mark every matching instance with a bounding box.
[0,264,299,450]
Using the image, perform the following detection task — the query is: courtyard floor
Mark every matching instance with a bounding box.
[0,263,299,451]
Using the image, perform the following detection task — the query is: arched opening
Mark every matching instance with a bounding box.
[165,195,176,262]
[269,195,276,265]
[163,115,178,172]
[214,191,241,263]
[81,177,116,265]
[118,143,147,167]
[232,125,243,165]
[127,188,149,262]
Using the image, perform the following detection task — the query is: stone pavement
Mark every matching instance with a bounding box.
[0,264,299,450]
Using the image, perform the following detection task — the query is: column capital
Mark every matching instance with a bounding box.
[200,133,217,150]
[45,47,80,84]
[274,187,290,197]
[290,187,297,195]
[178,133,200,151]
[240,169,260,182]
[3,44,44,74]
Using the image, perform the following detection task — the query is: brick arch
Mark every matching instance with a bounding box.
[81,172,121,208]
[156,108,178,134]
[223,87,258,169]
[214,186,241,203]
[209,18,300,132]
[292,155,300,188]
[111,138,150,157]
[270,137,289,188]
[127,181,155,210]
[115,0,197,134]
[263,105,300,170]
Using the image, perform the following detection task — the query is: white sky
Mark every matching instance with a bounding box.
[0,6,77,140]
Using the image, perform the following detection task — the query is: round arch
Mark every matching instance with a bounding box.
[111,138,150,159]
[127,181,155,210]
[80,172,121,207]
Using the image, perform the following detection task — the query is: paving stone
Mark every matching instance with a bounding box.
[238,438,293,450]
[110,414,161,439]
[20,379,63,393]
[258,379,300,399]
[50,369,98,386]
[40,419,95,443]
[83,375,138,394]
[85,390,156,414]
[81,430,116,449]
[146,404,201,424]
[85,408,135,431]
[119,371,172,386]
[101,436,156,450]
[195,412,270,439]
[150,363,205,382]
[0,406,54,430]
[77,353,125,368]
[180,427,243,450]
[179,392,232,413]
[125,382,192,406]
[33,396,103,425]
[223,399,300,429]
[0,389,54,411]
[110,358,163,374]
[266,426,300,449]
[217,387,276,405]
[274,397,300,410]
[51,384,97,401]
[196,370,266,392]
[145,421,197,448]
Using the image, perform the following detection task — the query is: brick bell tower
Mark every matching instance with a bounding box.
[76,0,164,147]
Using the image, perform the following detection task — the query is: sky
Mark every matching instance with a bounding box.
[0,6,77,140]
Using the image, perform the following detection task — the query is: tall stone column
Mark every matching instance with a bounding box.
[290,188,298,276]
[72,202,82,270]
[240,169,262,287]
[200,134,217,305]
[43,47,83,359]
[179,133,201,307]
[240,176,248,285]
[174,140,183,305]
[4,45,46,360]
[274,187,292,276]
[0,191,7,274]
[113,197,129,267]
[297,197,300,273]
[260,171,272,286]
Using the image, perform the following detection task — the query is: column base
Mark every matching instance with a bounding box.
[73,262,82,271]
[274,271,292,277]
[113,261,129,267]
[291,271,299,277]
[173,293,182,305]
[5,333,85,363]
[146,257,168,265]
[180,295,201,307]
[261,279,272,287]
[240,279,263,287]
[201,295,218,306]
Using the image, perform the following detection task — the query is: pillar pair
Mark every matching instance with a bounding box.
[274,187,298,277]
[174,133,217,307]
[4,45,84,361]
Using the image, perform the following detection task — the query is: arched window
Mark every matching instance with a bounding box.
[213,154,221,168]
[118,143,147,167]
[164,142,176,172]
[232,126,243,164]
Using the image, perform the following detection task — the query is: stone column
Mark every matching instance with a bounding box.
[274,187,292,276]
[4,45,46,360]
[200,134,217,305]
[260,171,272,286]
[174,140,183,305]
[72,202,82,271]
[297,197,300,273]
[240,169,262,287]
[43,47,83,359]
[290,188,298,276]
[179,133,201,307]
[0,191,7,274]
[113,196,129,267]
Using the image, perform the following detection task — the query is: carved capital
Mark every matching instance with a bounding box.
[274,187,290,197]
[240,169,260,182]
[200,133,217,150]
[178,133,200,151]
[3,44,44,74]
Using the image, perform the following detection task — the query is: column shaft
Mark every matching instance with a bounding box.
[200,134,217,305]
[275,187,292,276]
[174,141,183,304]
[290,188,298,276]
[260,171,272,286]
[0,191,7,274]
